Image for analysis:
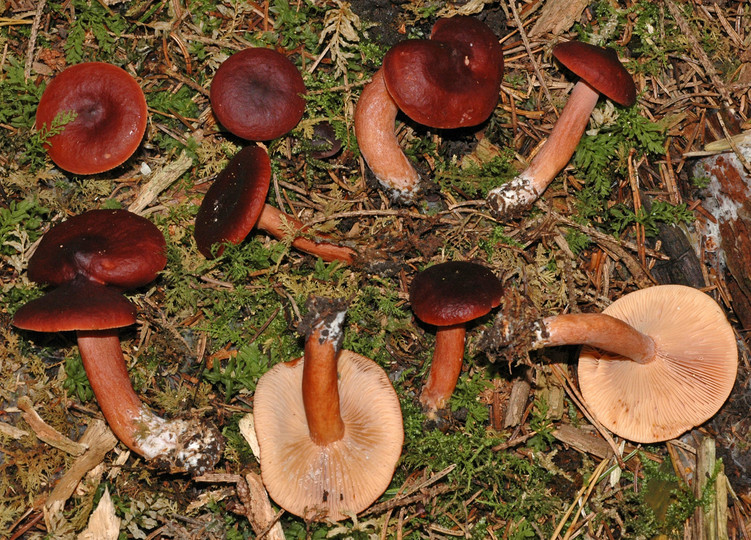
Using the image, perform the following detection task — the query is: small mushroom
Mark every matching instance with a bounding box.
[253,297,403,521]
[12,209,223,474]
[410,261,504,415]
[36,62,148,175]
[487,40,636,217]
[354,16,503,203]
[529,285,737,443]
[210,47,306,141]
[194,145,356,264]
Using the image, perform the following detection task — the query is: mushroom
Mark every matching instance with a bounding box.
[194,145,356,264]
[486,40,636,217]
[12,209,223,474]
[354,16,503,203]
[529,285,737,443]
[409,261,504,415]
[36,62,148,175]
[253,297,403,521]
[210,47,306,141]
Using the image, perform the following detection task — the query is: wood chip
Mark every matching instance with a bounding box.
[77,486,120,540]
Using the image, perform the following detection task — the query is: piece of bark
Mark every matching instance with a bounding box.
[503,378,531,428]
[693,436,729,540]
[242,472,284,540]
[529,0,589,37]
[552,424,642,472]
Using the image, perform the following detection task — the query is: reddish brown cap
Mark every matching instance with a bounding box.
[254,350,404,521]
[410,261,503,326]
[210,48,306,141]
[13,277,137,332]
[36,62,148,175]
[194,145,271,258]
[27,209,167,289]
[578,285,737,443]
[382,16,503,129]
[552,41,636,106]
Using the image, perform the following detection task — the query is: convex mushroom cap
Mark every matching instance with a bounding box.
[36,62,148,175]
[210,47,306,141]
[410,261,503,413]
[26,208,166,288]
[533,285,737,443]
[383,15,504,129]
[486,40,636,217]
[254,297,403,521]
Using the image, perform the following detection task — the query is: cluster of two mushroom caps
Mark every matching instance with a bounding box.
[353,16,638,217]
[12,209,223,474]
[409,261,737,444]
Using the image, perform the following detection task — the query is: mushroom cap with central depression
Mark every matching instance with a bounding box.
[253,350,404,521]
[210,47,306,141]
[578,285,737,443]
[36,62,148,175]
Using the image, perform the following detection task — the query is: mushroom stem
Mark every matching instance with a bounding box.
[302,314,346,446]
[76,329,224,473]
[354,69,420,203]
[76,329,146,451]
[420,323,467,412]
[487,81,600,217]
[534,313,656,364]
[256,204,356,265]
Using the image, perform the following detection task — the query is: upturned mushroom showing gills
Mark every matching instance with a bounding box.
[410,261,504,416]
[194,145,356,264]
[354,15,503,203]
[528,285,737,443]
[36,62,148,175]
[12,209,223,474]
[486,40,636,218]
[210,47,306,141]
[253,297,403,521]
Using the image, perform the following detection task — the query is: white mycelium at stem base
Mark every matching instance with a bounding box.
[486,81,600,217]
[530,285,737,443]
[77,329,222,473]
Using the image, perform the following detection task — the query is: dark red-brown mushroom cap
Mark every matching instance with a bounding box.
[36,62,148,175]
[194,145,272,258]
[410,261,504,326]
[552,41,636,106]
[382,16,503,129]
[13,277,137,333]
[27,209,167,289]
[210,48,307,141]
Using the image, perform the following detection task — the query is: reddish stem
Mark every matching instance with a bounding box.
[536,313,656,364]
[354,69,420,202]
[76,329,151,453]
[420,323,467,413]
[487,81,600,215]
[302,323,346,445]
[256,204,356,265]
